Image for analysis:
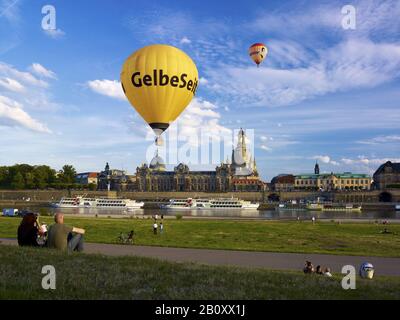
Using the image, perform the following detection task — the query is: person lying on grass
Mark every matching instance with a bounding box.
[47,213,85,252]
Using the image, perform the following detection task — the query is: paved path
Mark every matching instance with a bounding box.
[1,238,400,276]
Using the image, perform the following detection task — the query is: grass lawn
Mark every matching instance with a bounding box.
[1,216,400,257]
[0,245,399,300]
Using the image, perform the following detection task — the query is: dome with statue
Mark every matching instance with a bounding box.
[149,151,166,171]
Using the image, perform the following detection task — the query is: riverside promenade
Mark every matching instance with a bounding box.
[1,238,400,276]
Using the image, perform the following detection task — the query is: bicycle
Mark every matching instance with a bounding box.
[117,230,135,245]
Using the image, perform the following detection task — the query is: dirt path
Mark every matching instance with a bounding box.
[1,238,399,276]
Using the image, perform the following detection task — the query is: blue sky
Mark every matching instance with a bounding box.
[0,0,399,180]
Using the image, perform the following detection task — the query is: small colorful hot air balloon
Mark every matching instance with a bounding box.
[249,43,268,67]
[121,44,199,145]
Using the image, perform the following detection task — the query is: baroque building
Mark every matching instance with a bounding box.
[97,162,136,191]
[294,172,371,191]
[271,163,372,192]
[135,129,265,192]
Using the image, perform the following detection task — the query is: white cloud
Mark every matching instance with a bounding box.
[313,155,331,164]
[185,100,220,118]
[29,63,57,79]
[43,28,66,39]
[313,155,340,166]
[0,77,24,92]
[252,4,339,36]
[357,135,400,145]
[87,79,126,100]
[0,61,59,134]
[0,62,49,88]
[0,95,51,133]
[256,134,297,152]
[266,39,315,68]
[174,97,231,148]
[260,145,271,151]
[180,36,191,44]
[199,77,208,85]
[0,65,57,110]
[341,156,400,166]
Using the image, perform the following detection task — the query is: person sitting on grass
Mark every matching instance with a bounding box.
[303,261,314,274]
[17,212,44,247]
[47,213,85,252]
[323,267,333,277]
[315,265,323,275]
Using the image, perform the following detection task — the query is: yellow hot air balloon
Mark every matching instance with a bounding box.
[249,43,268,67]
[121,44,199,145]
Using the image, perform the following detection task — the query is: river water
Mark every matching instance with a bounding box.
[11,206,400,220]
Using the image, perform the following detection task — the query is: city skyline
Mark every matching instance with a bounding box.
[0,0,400,180]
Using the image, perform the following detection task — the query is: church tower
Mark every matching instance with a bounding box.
[230,128,256,176]
[314,161,320,175]
[238,128,247,162]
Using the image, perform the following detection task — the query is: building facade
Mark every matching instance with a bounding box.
[270,174,295,191]
[135,129,265,192]
[294,172,371,191]
[97,163,136,191]
[75,172,99,185]
[373,161,400,189]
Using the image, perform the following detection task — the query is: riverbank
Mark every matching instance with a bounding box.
[1,189,399,203]
[1,216,400,257]
[1,199,398,212]
[258,202,399,211]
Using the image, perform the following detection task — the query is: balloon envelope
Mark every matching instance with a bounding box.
[121,44,199,140]
[249,43,268,66]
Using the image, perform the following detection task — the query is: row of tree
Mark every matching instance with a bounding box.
[0,164,81,190]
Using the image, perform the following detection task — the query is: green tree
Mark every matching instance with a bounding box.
[24,172,35,189]
[11,172,25,189]
[0,166,9,188]
[31,166,56,189]
[88,183,97,191]
[58,165,77,184]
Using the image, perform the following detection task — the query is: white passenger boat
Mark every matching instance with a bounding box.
[161,198,259,210]
[52,196,144,209]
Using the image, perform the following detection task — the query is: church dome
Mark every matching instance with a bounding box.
[150,154,166,171]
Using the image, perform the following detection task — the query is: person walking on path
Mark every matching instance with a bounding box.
[312,216,316,225]
[153,222,158,235]
[159,222,164,234]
